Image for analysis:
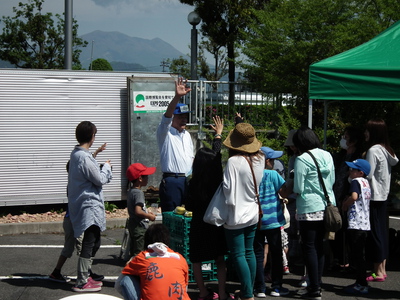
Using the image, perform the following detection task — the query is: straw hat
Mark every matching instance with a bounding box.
[284,129,297,147]
[223,123,262,153]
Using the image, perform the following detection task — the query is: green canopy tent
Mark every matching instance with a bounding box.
[308,21,400,146]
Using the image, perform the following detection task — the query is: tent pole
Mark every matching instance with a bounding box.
[308,99,313,128]
[324,101,328,149]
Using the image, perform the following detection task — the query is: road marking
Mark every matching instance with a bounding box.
[0,245,120,248]
[0,276,119,280]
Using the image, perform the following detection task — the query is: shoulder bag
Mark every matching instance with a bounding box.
[306,151,342,232]
[203,182,228,226]
[243,155,263,229]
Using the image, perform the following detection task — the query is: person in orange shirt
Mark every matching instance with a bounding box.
[115,223,190,300]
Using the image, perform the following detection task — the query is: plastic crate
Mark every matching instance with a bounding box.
[169,235,190,259]
[188,260,218,283]
[162,212,191,238]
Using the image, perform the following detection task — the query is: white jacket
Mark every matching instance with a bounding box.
[366,144,399,201]
[222,155,265,230]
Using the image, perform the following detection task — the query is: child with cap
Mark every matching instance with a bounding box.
[342,159,371,295]
[253,147,292,297]
[126,163,157,258]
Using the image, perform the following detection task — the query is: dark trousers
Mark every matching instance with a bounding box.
[347,229,368,286]
[299,220,325,291]
[368,201,388,262]
[80,225,101,259]
[254,227,283,292]
[159,176,187,212]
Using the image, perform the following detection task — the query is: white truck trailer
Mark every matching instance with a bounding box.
[0,69,180,207]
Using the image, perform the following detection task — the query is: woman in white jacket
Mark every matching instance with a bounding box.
[222,123,264,300]
[364,119,398,282]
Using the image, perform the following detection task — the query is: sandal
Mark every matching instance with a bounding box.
[366,273,385,282]
[198,292,218,300]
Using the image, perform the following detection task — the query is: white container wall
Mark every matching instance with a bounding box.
[0,69,173,206]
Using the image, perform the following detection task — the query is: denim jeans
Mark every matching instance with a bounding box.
[254,227,283,292]
[115,274,141,300]
[298,220,325,291]
[225,224,257,298]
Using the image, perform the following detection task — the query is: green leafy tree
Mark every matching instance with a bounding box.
[241,0,400,124]
[0,0,87,69]
[168,56,191,78]
[89,58,113,71]
[179,0,266,105]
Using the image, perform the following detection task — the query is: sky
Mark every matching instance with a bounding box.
[0,0,196,55]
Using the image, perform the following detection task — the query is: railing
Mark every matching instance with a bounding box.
[182,80,293,138]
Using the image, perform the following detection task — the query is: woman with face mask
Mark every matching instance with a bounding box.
[330,126,364,271]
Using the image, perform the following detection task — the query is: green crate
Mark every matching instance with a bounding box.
[169,235,190,259]
[188,260,218,283]
[162,212,218,282]
[162,211,191,238]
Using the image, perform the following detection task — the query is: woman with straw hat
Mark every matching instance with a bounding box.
[222,122,264,300]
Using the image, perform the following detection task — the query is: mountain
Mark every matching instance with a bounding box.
[79,31,187,72]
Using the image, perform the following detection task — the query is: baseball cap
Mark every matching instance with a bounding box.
[345,159,371,176]
[173,103,191,115]
[126,163,156,181]
[260,147,283,159]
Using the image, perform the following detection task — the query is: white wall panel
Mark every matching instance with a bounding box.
[0,69,171,206]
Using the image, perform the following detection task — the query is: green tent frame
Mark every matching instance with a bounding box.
[308,21,400,146]
[309,21,400,101]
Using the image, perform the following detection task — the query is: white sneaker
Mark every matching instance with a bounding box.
[298,275,309,287]
[254,292,267,298]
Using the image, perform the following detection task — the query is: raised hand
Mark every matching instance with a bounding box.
[210,115,224,136]
[175,77,192,98]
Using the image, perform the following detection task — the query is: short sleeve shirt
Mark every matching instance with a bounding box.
[347,178,371,231]
[259,169,286,230]
[127,188,149,228]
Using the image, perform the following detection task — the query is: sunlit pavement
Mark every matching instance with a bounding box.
[0,217,399,300]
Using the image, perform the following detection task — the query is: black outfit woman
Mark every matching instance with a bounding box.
[331,127,364,269]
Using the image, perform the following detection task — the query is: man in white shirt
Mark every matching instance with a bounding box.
[156,78,194,212]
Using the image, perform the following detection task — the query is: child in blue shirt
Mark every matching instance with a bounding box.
[253,147,292,297]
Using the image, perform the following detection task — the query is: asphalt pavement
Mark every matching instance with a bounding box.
[0,217,399,300]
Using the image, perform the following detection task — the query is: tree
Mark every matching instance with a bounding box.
[198,38,228,83]
[179,0,266,105]
[89,58,113,71]
[0,0,87,69]
[241,0,400,123]
[168,56,191,78]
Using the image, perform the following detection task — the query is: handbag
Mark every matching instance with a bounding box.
[306,151,342,232]
[282,202,291,229]
[243,156,263,229]
[203,182,228,226]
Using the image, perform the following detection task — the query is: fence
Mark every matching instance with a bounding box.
[181,80,293,139]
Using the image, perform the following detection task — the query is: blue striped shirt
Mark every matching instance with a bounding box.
[259,169,286,230]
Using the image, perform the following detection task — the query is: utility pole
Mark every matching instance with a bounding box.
[160,59,169,72]
[64,0,73,70]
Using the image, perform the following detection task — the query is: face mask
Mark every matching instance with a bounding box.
[348,176,353,184]
[340,138,348,150]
